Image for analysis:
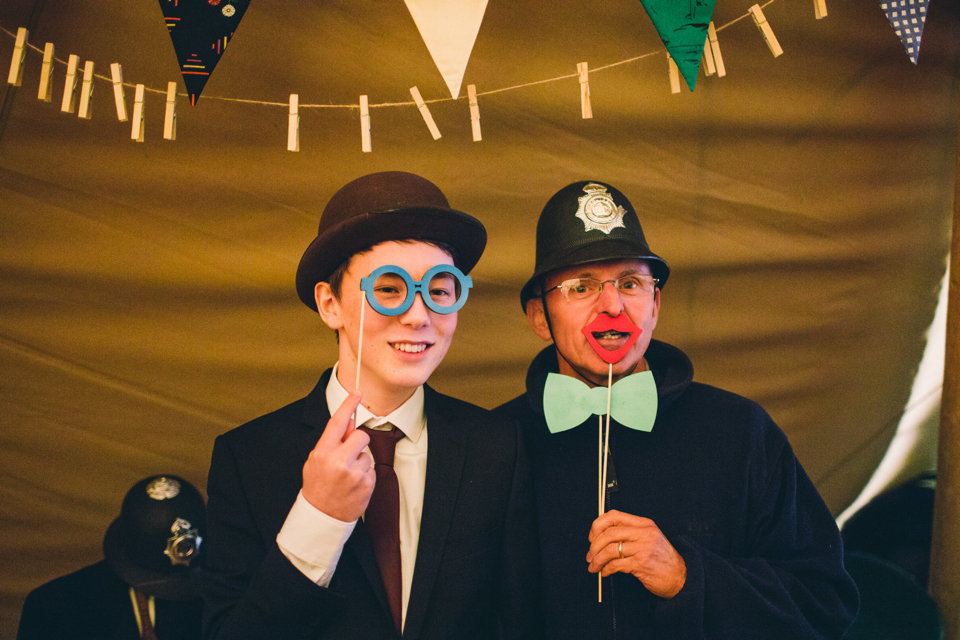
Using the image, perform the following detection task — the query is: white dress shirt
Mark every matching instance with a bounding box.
[277,364,428,629]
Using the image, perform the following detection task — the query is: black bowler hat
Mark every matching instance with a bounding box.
[520,180,670,309]
[296,171,487,311]
[103,475,206,600]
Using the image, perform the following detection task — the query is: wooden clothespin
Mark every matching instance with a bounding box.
[707,22,726,78]
[78,61,95,119]
[410,86,441,140]
[702,40,717,77]
[110,63,127,121]
[37,43,54,102]
[359,95,371,153]
[61,54,79,113]
[749,4,783,58]
[667,53,681,94]
[410,87,441,140]
[467,84,481,142]
[163,82,177,140]
[287,93,300,152]
[814,0,828,20]
[130,84,145,142]
[7,27,28,86]
[577,62,592,119]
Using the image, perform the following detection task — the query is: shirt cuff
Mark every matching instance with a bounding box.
[276,490,357,586]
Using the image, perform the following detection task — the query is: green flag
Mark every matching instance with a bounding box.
[639,0,717,91]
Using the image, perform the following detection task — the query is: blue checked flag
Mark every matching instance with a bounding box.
[879,0,930,65]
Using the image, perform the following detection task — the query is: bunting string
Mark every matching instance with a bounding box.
[1,0,777,111]
[2,0,926,147]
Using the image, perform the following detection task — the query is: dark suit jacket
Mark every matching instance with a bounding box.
[199,369,541,640]
[17,560,203,640]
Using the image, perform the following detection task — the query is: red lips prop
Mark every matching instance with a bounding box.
[581,313,641,364]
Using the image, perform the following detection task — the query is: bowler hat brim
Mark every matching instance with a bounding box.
[296,206,486,311]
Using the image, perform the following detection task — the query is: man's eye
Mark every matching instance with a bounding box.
[572,282,590,294]
[619,278,639,290]
[375,285,402,295]
[430,288,453,298]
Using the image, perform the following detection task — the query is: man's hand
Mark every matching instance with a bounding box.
[301,391,375,522]
[586,510,687,598]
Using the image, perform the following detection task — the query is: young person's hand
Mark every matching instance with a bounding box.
[301,391,375,522]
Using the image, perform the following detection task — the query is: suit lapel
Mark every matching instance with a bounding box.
[294,369,395,628]
[402,387,468,639]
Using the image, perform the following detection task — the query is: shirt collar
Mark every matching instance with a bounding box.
[325,363,426,444]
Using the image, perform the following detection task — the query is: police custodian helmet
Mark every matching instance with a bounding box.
[103,475,206,600]
[520,180,670,310]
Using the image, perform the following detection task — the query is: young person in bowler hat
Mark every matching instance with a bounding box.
[199,171,541,639]
[494,180,858,639]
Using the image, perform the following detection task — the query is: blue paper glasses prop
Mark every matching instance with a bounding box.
[360,265,473,316]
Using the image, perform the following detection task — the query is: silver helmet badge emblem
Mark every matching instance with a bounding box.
[575,183,627,234]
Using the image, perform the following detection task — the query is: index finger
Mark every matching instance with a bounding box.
[318,390,363,446]
[589,510,646,541]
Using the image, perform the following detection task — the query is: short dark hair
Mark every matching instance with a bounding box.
[326,239,460,300]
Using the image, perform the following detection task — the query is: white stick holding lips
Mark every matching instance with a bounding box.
[599,362,613,602]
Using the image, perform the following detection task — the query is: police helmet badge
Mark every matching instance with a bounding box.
[575,183,627,234]
[164,517,202,566]
[146,476,181,500]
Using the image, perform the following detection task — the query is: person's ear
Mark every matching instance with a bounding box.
[525,298,553,341]
[315,282,344,331]
[651,286,661,327]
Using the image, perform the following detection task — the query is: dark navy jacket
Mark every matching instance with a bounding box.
[495,340,858,640]
[18,560,203,640]
[200,369,541,640]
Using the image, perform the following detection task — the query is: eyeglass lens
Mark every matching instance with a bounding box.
[561,276,655,301]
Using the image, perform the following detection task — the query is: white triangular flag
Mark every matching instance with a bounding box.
[404,0,488,99]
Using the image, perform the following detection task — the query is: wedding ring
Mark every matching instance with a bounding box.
[618,541,624,559]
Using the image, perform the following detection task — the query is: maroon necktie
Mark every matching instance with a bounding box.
[132,590,159,640]
[359,424,404,632]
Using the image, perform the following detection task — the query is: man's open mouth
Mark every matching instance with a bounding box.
[593,329,631,341]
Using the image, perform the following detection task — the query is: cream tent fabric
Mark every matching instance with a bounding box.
[1,1,958,637]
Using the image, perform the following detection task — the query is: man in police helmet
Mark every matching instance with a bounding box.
[18,474,206,640]
[495,180,858,639]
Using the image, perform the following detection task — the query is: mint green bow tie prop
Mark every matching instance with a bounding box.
[543,371,658,434]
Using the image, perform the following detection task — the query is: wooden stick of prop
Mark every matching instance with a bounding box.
[354,292,366,422]
[598,414,603,602]
[598,362,613,602]
[602,363,613,512]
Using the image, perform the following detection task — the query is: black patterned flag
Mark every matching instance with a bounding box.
[638,0,717,92]
[158,0,251,105]
[879,0,929,65]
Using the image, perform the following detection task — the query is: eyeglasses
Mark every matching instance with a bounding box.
[546,274,659,303]
[360,264,473,316]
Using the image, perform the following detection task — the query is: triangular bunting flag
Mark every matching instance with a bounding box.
[638,0,717,92]
[158,0,251,105]
[404,0,489,99]
[879,0,930,65]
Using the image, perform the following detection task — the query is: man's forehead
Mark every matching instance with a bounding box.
[547,259,653,282]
